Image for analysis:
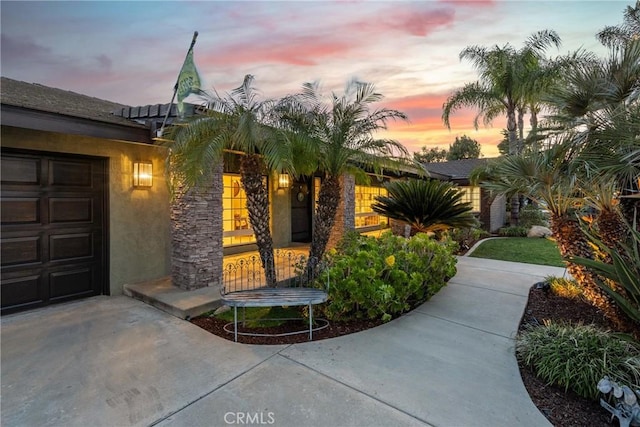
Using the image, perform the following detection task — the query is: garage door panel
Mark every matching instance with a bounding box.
[1,236,42,266]
[1,157,40,185]
[49,160,92,187]
[1,274,44,308]
[1,150,106,313]
[50,233,93,261]
[49,267,94,300]
[49,198,92,223]
[1,198,41,225]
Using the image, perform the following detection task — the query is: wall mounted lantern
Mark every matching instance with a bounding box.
[133,161,153,188]
[278,173,290,189]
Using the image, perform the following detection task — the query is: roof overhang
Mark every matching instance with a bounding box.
[1,104,152,144]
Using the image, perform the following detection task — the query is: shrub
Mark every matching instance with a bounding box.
[445,227,489,254]
[545,275,583,300]
[516,322,640,400]
[320,232,457,322]
[498,226,529,237]
[519,204,549,229]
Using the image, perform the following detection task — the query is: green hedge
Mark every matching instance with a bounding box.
[319,232,457,322]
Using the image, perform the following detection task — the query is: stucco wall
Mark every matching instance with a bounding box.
[270,171,291,248]
[1,126,171,295]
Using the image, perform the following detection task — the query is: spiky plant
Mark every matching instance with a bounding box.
[371,179,477,235]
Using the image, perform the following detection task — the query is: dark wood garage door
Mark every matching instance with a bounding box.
[1,150,107,314]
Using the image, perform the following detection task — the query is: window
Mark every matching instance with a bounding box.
[355,185,388,229]
[223,174,256,246]
[459,186,481,212]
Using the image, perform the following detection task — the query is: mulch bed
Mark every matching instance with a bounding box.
[191,282,629,426]
[191,313,384,345]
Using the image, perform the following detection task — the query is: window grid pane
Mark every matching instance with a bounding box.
[222,174,256,246]
[459,186,481,212]
[354,185,388,228]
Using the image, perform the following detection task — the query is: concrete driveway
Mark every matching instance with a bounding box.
[1,257,566,427]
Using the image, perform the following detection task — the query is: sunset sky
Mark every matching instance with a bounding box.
[1,1,629,157]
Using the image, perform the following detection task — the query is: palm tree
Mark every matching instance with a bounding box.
[169,75,291,287]
[476,147,626,326]
[371,179,477,235]
[597,1,639,49]
[281,79,411,264]
[442,30,561,225]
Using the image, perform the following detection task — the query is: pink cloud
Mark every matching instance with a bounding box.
[351,5,455,37]
[438,0,495,7]
[200,36,355,67]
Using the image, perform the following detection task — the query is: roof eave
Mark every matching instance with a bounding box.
[1,104,152,144]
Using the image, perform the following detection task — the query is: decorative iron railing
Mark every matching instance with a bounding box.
[221,250,327,295]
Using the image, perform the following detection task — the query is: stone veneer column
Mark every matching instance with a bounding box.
[327,174,355,249]
[170,162,223,290]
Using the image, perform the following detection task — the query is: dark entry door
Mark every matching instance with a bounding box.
[291,178,312,242]
[1,150,107,314]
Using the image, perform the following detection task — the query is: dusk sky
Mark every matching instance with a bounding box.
[1,1,630,157]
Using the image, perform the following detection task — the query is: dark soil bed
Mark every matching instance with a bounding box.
[191,283,626,426]
[191,313,384,345]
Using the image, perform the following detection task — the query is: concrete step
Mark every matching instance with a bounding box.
[123,276,223,320]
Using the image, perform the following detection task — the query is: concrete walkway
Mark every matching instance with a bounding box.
[1,257,568,427]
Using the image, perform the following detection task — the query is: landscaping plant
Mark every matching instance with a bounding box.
[498,226,529,237]
[319,232,457,322]
[570,224,640,325]
[545,275,583,300]
[516,321,640,400]
[371,179,477,235]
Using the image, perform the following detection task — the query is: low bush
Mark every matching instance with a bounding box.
[516,322,640,400]
[519,205,549,228]
[319,232,457,322]
[498,226,529,237]
[445,227,489,254]
[546,275,583,300]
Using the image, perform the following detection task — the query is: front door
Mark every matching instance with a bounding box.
[291,178,312,242]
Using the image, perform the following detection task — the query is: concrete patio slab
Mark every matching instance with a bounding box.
[414,282,528,338]
[1,296,284,427]
[281,309,549,427]
[1,257,554,427]
[158,354,429,427]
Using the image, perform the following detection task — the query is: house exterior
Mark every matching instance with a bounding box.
[1,78,395,311]
[422,158,506,233]
[1,77,171,313]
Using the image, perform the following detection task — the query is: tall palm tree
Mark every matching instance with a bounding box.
[477,147,625,326]
[442,30,561,225]
[281,79,411,264]
[169,75,291,287]
[479,37,639,328]
[597,1,639,49]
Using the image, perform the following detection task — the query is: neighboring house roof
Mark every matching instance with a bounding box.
[422,158,490,182]
[1,77,152,143]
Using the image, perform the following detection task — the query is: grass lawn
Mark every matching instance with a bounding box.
[469,237,566,267]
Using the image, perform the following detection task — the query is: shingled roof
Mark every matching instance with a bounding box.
[422,158,490,182]
[1,77,146,129]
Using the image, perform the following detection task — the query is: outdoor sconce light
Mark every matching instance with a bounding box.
[133,161,153,188]
[278,173,290,189]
